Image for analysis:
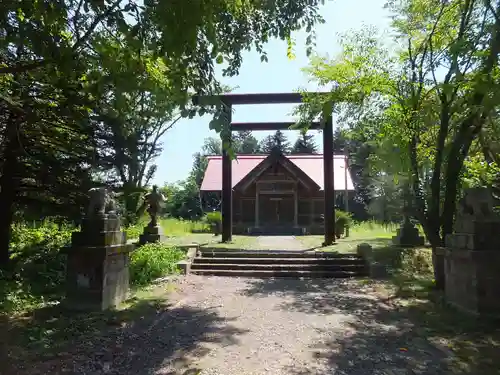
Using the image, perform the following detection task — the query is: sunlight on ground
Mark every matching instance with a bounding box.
[162,220,399,252]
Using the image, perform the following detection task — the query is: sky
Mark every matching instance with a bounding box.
[153,0,392,185]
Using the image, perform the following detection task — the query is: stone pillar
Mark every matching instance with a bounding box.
[392,215,425,246]
[65,214,135,311]
[442,188,500,317]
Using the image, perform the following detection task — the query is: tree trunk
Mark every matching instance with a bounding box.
[408,134,445,288]
[0,119,20,267]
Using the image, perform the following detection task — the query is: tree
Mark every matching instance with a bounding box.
[291,131,318,154]
[0,1,326,86]
[89,36,187,223]
[0,54,97,265]
[367,174,406,223]
[259,130,291,154]
[298,0,500,289]
[234,131,260,154]
[0,0,328,266]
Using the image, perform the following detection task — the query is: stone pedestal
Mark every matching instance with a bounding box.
[443,191,500,317]
[392,219,425,247]
[64,214,135,311]
[139,223,165,245]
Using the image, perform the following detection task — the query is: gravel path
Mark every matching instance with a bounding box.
[13,276,456,375]
[256,235,305,250]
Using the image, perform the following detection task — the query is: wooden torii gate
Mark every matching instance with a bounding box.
[193,92,335,246]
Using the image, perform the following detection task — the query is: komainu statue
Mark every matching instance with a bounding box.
[458,187,495,219]
[87,187,118,217]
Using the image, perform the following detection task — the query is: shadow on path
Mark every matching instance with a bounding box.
[2,296,247,375]
[244,278,500,375]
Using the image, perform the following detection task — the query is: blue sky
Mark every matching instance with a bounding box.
[153,0,392,185]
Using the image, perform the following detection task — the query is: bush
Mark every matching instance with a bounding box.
[2,221,74,313]
[205,211,222,235]
[130,242,184,287]
[335,210,352,238]
[124,224,143,240]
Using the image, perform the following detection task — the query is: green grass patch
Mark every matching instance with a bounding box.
[130,242,184,287]
[163,233,259,249]
[297,221,397,253]
[161,218,209,235]
[124,217,210,240]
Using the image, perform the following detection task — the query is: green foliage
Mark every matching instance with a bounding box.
[298,0,500,257]
[259,130,291,154]
[372,246,434,283]
[130,243,184,287]
[334,210,352,238]
[205,211,222,225]
[205,211,222,235]
[1,222,73,313]
[0,0,327,266]
[234,131,261,154]
[291,131,318,154]
[462,154,500,189]
[124,223,144,241]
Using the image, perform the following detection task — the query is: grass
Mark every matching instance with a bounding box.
[160,217,209,235]
[129,242,184,287]
[163,220,400,252]
[124,217,210,240]
[297,220,398,253]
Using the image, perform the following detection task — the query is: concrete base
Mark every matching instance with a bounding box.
[443,247,500,318]
[392,223,425,247]
[65,215,134,311]
[176,246,199,275]
[139,225,166,245]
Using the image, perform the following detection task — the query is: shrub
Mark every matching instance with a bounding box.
[130,242,184,287]
[2,221,74,313]
[335,210,352,238]
[205,211,222,235]
[399,248,434,276]
[124,224,143,240]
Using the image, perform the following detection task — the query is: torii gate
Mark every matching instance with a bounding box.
[193,92,335,246]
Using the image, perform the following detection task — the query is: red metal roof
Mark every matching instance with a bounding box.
[200,154,355,191]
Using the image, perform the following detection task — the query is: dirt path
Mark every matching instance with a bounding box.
[169,276,453,375]
[11,276,457,375]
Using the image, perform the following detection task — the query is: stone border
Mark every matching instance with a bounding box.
[176,244,200,275]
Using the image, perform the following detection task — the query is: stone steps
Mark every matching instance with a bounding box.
[191,251,367,278]
[190,269,362,278]
[199,251,363,259]
[194,257,365,265]
[192,263,365,271]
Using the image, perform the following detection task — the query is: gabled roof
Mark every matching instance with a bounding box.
[200,153,355,191]
[233,149,320,191]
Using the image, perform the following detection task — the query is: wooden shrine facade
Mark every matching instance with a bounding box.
[200,151,355,236]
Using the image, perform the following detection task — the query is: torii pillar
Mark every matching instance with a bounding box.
[322,113,335,246]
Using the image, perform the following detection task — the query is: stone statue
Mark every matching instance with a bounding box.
[143,185,166,227]
[87,187,117,217]
[459,187,495,219]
